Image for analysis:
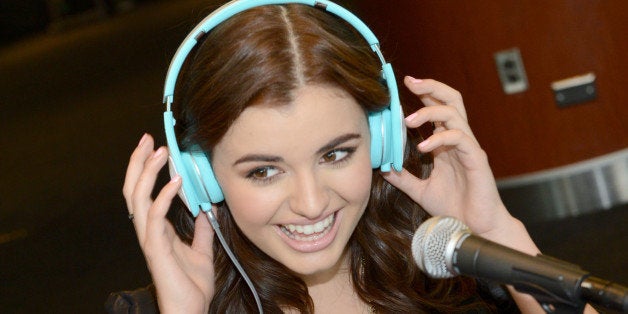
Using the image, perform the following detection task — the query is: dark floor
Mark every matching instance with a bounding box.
[0,1,626,313]
[526,205,628,286]
[0,1,212,312]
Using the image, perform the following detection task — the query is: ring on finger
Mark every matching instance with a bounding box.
[433,121,445,129]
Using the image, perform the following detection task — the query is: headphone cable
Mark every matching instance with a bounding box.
[204,210,264,313]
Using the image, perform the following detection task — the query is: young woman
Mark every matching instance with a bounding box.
[120,2,587,313]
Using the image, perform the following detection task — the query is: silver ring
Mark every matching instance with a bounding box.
[128,213,134,221]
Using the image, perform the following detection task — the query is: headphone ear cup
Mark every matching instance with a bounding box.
[165,111,208,216]
[189,150,225,203]
[370,62,405,172]
[369,101,404,172]
[382,63,406,172]
[368,110,383,169]
[168,156,193,210]
[167,152,210,216]
[379,108,393,172]
[166,149,224,216]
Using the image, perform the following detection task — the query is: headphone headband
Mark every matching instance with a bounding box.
[163,0,385,107]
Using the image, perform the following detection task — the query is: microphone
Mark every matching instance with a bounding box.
[411,216,628,313]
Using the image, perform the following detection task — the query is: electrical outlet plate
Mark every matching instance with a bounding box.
[494,48,529,94]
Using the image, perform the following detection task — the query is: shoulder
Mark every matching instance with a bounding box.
[105,284,159,314]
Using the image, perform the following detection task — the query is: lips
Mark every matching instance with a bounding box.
[276,212,340,252]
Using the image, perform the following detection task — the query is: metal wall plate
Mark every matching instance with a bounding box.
[494,48,529,94]
[551,72,597,107]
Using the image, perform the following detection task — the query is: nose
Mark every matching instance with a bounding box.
[288,171,330,219]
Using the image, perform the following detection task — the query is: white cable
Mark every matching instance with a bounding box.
[204,210,264,313]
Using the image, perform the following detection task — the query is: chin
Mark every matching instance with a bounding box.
[283,244,351,281]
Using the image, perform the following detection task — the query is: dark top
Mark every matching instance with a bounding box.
[105,279,521,313]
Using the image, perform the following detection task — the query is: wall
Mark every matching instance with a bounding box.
[353,1,628,178]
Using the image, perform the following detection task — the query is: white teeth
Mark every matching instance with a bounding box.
[282,214,335,238]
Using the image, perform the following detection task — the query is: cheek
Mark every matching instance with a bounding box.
[211,159,281,230]
[355,164,374,204]
[336,152,374,206]
[221,183,282,229]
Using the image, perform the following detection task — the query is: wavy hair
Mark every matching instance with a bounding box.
[171,3,495,313]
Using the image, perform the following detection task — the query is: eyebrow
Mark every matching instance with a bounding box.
[315,133,361,156]
[232,133,362,166]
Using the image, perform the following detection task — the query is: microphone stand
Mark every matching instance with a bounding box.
[457,235,627,313]
[509,254,626,313]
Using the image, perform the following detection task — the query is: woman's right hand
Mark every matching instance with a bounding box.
[123,133,215,313]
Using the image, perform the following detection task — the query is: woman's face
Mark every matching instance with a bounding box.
[212,84,373,279]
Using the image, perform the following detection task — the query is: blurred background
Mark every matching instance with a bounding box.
[0,0,626,312]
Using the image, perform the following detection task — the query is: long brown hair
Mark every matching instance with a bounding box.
[171,4,494,313]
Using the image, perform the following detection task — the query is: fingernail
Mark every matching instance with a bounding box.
[152,147,165,159]
[138,133,148,147]
[405,112,418,122]
[408,76,423,83]
[418,139,430,150]
[171,175,181,183]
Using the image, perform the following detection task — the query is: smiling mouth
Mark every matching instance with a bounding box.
[279,213,336,241]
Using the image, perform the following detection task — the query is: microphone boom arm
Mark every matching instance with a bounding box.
[454,234,627,313]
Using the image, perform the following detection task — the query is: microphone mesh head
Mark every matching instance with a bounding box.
[411,216,469,278]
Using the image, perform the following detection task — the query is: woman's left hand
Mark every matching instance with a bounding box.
[382,77,521,244]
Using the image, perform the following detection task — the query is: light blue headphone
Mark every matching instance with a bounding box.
[163,0,406,217]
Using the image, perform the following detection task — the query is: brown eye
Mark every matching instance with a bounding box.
[322,151,337,163]
[320,148,354,164]
[251,168,268,178]
[246,166,280,183]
